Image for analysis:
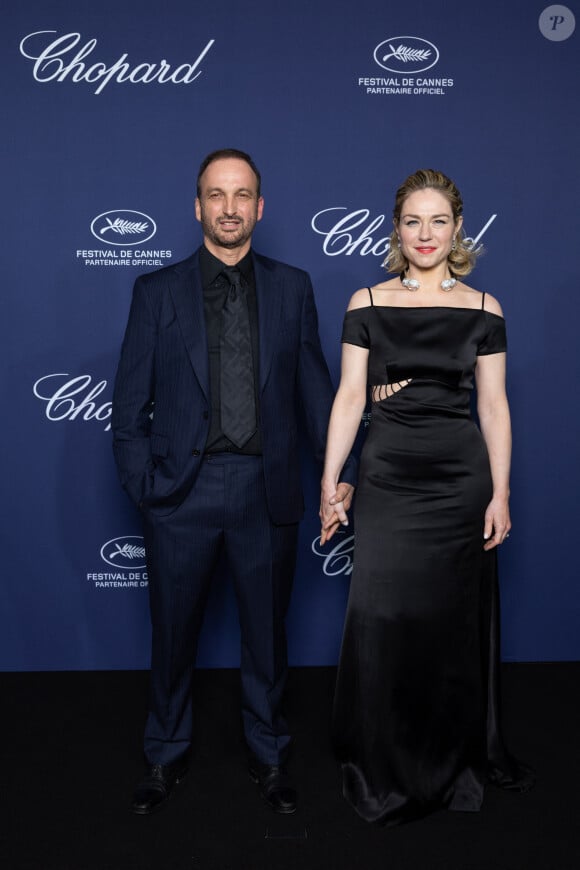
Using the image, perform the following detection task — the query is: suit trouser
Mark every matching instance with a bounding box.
[141,453,298,767]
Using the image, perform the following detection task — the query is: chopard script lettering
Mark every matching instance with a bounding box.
[311,208,497,257]
[311,532,354,576]
[19,31,215,95]
[33,374,112,430]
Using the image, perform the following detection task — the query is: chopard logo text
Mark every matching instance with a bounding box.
[311,532,354,576]
[19,30,215,95]
[33,373,112,430]
[311,208,497,257]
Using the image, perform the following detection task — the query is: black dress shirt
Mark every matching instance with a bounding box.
[200,245,262,454]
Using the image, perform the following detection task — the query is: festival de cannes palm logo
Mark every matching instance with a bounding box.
[90,210,157,245]
[100,536,146,570]
[373,36,439,73]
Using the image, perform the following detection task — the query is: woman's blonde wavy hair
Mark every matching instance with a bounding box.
[384,169,479,278]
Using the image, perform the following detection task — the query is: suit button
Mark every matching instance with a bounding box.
[202,411,209,419]
[192,449,200,456]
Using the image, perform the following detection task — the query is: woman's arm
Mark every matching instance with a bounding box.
[475,347,512,550]
[320,340,369,544]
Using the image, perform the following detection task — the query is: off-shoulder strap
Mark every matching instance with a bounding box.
[367,286,374,306]
[481,291,486,310]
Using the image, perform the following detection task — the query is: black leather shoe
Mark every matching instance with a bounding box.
[249,762,297,814]
[131,761,188,815]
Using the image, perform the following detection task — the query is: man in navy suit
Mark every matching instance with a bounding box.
[112,149,356,815]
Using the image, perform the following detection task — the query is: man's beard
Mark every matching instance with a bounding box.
[200,210,257,250]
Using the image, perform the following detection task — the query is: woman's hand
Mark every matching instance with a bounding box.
[319,482,354,546]
[483,495,511,550]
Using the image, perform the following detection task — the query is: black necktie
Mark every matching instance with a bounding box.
[220,267,257,448]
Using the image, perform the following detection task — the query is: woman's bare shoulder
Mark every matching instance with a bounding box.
[459,283,504,316]
[347,279,399,311]
[481,291,504,316]
[347,287,372,311]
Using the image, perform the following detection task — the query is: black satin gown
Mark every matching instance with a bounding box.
[332,290,532,826]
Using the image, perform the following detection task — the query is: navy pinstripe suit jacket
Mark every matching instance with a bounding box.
[112,247,356,523]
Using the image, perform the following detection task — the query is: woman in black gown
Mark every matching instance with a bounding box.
[320,169,532,825]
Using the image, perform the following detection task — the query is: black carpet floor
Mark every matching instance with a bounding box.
[2,663,579,870]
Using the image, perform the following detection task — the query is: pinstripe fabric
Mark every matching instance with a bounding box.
[112,247,357,766]
[112,248,357,520]
[143,454,297,765]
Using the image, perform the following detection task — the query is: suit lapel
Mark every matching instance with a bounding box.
[167,249,280,399]
[253,253,281,391]
[168,251,210,400]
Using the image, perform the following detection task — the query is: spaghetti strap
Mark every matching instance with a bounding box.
[481,292,486,311]
[367,286,374,306]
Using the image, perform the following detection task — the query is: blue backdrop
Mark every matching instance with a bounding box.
[2,1,579,670]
